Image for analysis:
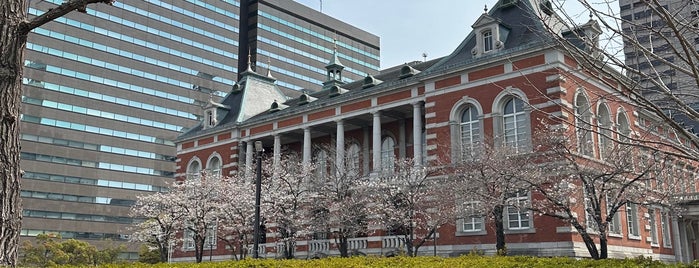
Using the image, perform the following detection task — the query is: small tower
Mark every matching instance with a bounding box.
[322,38,345,90]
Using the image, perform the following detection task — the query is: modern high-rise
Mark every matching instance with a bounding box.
[20,0,379,258]
[620,0,699,129]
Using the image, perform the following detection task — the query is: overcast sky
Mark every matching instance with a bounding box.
[294,0,595,69]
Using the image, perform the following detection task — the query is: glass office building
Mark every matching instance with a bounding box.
[20,0,379,258]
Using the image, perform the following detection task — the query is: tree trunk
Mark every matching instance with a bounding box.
[338,234,349,257]
[571,221,600,259]
[194,236,204,263]
[493,205,506,256]
[599,233,608,259]
[0,1,28,266]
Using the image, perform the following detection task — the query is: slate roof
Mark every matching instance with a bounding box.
[176,0,582,142]
[426,0,568,72]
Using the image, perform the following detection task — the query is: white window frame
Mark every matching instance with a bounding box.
[183,229,195,250]
[380,136,396,172]
[502,97,527,152]
[483,30,493,52]
[462,201,484,232]
[460,106,481,159]
[346,143,361,177]
[606,195,622,236]
[575,91,594,157]
[187,158,202,181]
[616,110,631,142]
[506,191,530,230]
[661,212,672,248]
[648,209,658,246]
[207,155,222,180]
[626,203,640,238]
[314,149,329,179]
[597,103,612,160]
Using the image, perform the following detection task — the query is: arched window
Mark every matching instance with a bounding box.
[575,92,594,156]
[617,111,631,142]
[597,104,612,160]
[460,106,481,159]
[381,136,396,172]
[483,30,493,52]
[347,143,361,177]
[207,156,221,180]
[502,97,527,152]
[187,159,201,181]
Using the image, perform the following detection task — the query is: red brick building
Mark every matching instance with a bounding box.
[174,0,699,262]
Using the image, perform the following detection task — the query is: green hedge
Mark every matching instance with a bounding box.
[88,255,695,268]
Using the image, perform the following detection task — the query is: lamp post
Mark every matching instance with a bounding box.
[209,240,213,261]
[253,141,263,258]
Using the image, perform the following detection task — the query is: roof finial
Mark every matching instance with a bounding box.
[589,11,593,21]
[266,56,275,79]
[246,47,254,73]
[484,4,488,13]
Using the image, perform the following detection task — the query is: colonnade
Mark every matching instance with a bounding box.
[244,102,424,173]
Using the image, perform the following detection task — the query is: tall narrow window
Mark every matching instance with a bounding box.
[661,212,672,247]
[314,150,328,179]
[506,191,530,230]
[649,210,658,245]
[626,203,639,237]
[575,93,593,156]
[460,106,481,159]
[187,161,201,181]
[183,229,195,250]
[207,157,221,180]
[502,97,527,152]
[483,30,493,52]
[381,137,396,172]
[347,143,361,177]
[597,104,612,160]
[617,111,631,142]
[606,194,622,235]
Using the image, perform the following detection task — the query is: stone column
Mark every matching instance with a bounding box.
[336,120,345,172]
[273,134,281,173]
[398,119,406,159]
[413,101,423,165]
[372,111,381,172]
[303,127,311,165]
[245,141,253,176]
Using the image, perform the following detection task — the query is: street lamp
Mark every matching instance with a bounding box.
[253,141,263,258]
[209,240,214,261]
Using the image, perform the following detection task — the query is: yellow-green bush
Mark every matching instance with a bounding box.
[89,255,693,268]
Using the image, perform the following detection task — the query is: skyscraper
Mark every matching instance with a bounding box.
[620,0,699,129]
[20,0,379,258]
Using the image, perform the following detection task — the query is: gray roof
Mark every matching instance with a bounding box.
[176,0,584,142]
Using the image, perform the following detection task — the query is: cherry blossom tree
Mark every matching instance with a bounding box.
[453,143,534,255]
[215,174,256,260]
[261,153,316,259]
[169,174,224,263]
[309,144,374,257]
[129,191,184,263]
[372,158,457,257]
[524,128,676,259]
[1,0,114,264]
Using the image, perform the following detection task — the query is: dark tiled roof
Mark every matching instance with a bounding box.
[427,0,565,71]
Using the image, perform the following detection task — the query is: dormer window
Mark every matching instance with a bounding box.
[470,13,509,57]
[483,30,493,52]
[205,109,217,128]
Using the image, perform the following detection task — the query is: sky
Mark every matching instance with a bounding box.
[294,0,594,69]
